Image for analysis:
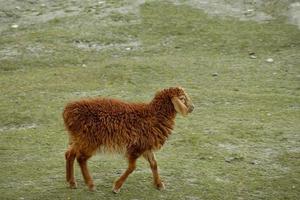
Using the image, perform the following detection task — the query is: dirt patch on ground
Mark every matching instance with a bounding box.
[0,0,146,33]
[288,2,300,28]
[0,46,21,60]
[0,124,37,132]
[172,0,300,29]
[74,40,140,52]
[172,0,272,22]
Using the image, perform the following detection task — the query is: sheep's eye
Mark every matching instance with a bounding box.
[179,96,186,102]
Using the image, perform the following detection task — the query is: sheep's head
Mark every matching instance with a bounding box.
[170,87,194,117]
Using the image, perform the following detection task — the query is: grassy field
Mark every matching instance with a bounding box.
[0,0,299,199]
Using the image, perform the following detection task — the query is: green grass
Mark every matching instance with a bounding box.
[0,1,299,199]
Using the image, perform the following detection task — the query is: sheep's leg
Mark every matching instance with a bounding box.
[143,151,165,190]
[77,153,95,191]
[113,155,138,193]
[65,148,77,189]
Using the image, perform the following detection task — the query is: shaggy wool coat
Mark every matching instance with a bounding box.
[63,87,185,156]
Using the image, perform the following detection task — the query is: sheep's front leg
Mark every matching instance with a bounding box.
[143,151,165,190]
[113,155,138,193]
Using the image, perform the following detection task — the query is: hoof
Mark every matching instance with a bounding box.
[156,182,165,190]
[69,181,77,189]
[88,185,95,191]
[112,182,121,194]
[112,187,121,194]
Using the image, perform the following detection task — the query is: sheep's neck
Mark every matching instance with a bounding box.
[150,98,177,124]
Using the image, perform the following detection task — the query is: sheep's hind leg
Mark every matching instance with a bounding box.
[65,148,77,189]
[113,155,138,193]
[143,151,165,190]
[77,152,95,191]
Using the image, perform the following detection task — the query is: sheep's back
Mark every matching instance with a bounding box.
[63,98,151,151]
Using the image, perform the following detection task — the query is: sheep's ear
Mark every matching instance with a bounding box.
[171,97,188,117]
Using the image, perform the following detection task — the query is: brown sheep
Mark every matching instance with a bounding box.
[63,87,194,193]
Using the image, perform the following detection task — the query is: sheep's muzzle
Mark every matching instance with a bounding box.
[188,104,194,113]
